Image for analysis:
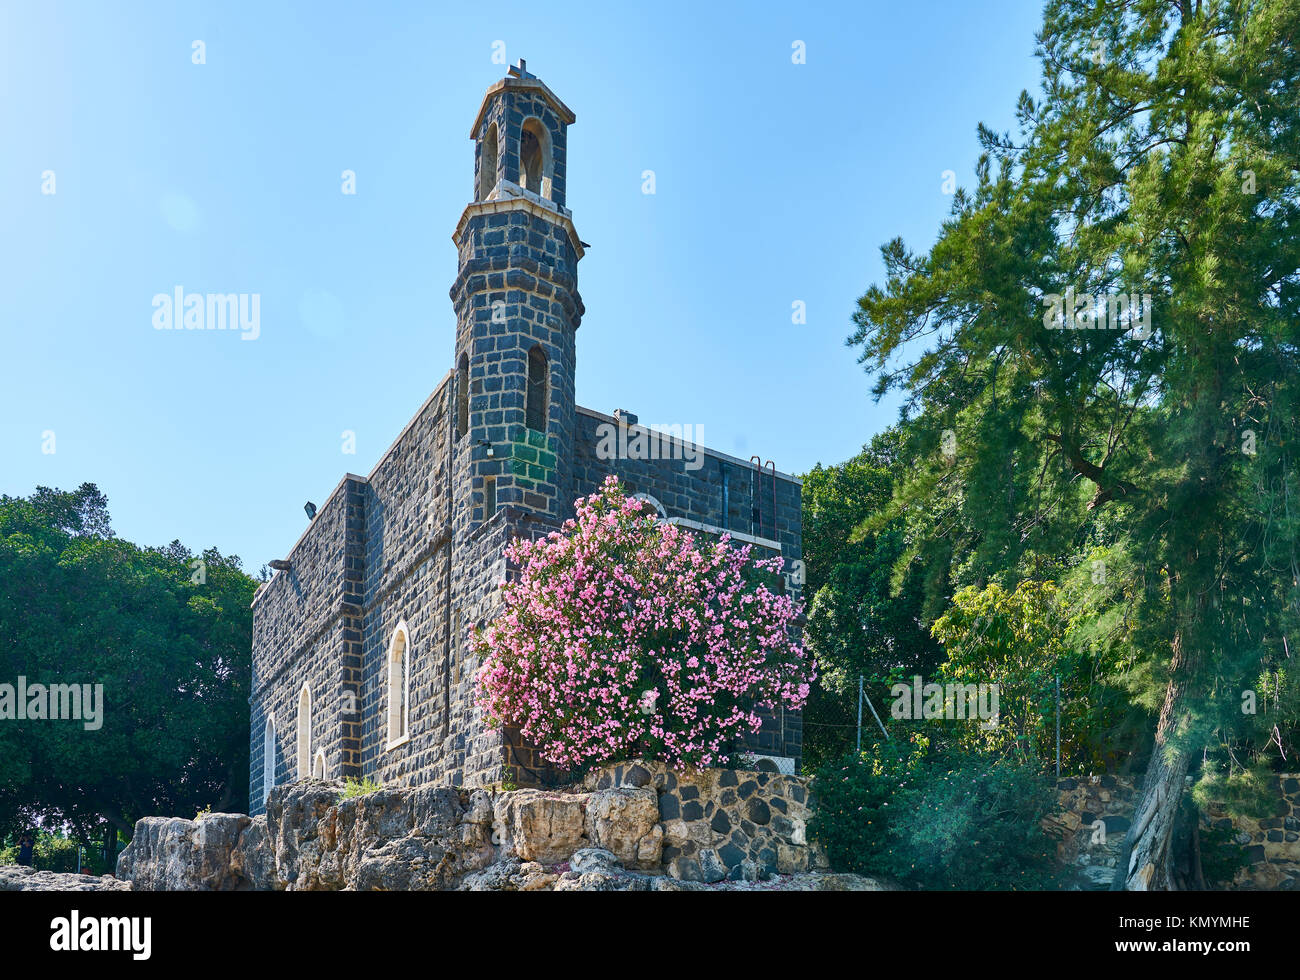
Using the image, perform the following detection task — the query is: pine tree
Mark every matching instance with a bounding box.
[850,0,1300,888]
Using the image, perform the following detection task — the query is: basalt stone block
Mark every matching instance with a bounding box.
[682,801,704,822]
[680,785,699,801]
[711,811,732,835]
[769,797,787,814]
[659,794,680,821]
[719,771,739,788]
[738,780,758,800]
[745,798,771,827]
[1103,815,1130,834]
[771,814,796,839]
[698,849,727,883]
[718,842,746,869]
[668,856,702,882]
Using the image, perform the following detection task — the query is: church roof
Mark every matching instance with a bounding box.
[469,69,576,139]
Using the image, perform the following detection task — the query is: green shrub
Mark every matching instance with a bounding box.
[340,776,382,799]
[808,734,929,877]
[811,742,1062,890]
[1191,761,1276,820]
[890,750,1061,889]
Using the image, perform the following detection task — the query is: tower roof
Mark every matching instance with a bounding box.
[469,60,576,138]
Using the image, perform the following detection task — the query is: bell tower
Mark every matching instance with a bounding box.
[450,60,584,532]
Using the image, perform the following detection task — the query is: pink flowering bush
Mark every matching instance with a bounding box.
[473,476,814,772]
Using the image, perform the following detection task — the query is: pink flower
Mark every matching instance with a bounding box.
[472,478,813,771]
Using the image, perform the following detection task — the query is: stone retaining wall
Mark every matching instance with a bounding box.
[1043,773,1300,890]
[116,761,848,891]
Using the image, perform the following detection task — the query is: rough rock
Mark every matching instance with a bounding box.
[0,865,131,892]
[117,813,256,890]
[569,847,620,873]
[583,787,662,869]
[229,815,274,891]
[492,788,588,863]
[268,780,493,891]
[109,763,843,891]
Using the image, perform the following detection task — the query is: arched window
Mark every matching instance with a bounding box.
[632,493,667,520]
[263,714,277,803]
[526,345,548,432]
[478,122,498,201]
[520,118,551,199]
[312,749,327,780]
[456,352,469,439]
[297,685,312,780]
[387,621,410,746]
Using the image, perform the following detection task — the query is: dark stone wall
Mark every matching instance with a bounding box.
[474,84,570,208]
[571,409,802,556]
[249,483,361,815]
[357,380,457,790]
[449,203,583,527]
[250,72,804,809]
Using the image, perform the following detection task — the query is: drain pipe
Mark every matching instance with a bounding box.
[721,465,730,531]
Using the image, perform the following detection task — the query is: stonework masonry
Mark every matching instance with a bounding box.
[1044,773,1300,890]
[248,65,803,814]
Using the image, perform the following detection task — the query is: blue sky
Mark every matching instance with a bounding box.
[0,0,1046,573]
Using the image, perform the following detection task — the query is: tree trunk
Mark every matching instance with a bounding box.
[1113,627,1199,890]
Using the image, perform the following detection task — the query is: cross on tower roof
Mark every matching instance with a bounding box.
[508,59,534,79]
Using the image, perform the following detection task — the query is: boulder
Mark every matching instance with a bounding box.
[229,815,274,891]
[584,787,662,869]
[493,789,588,863]
[117,813,255,890]
[270,781,493,891]
[569,847,620,874]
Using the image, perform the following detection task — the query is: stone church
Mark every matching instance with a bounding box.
[249,65,804,814]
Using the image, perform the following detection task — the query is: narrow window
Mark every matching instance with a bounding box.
[312,749,327,780]
[387,623,409,745]
[484,477,496,519]
[263,714,277,802]
[478,123,498,201]
[456,353,469,439]
[526,345,548,432]
[520,119,550,198]
[297,685,311,780]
